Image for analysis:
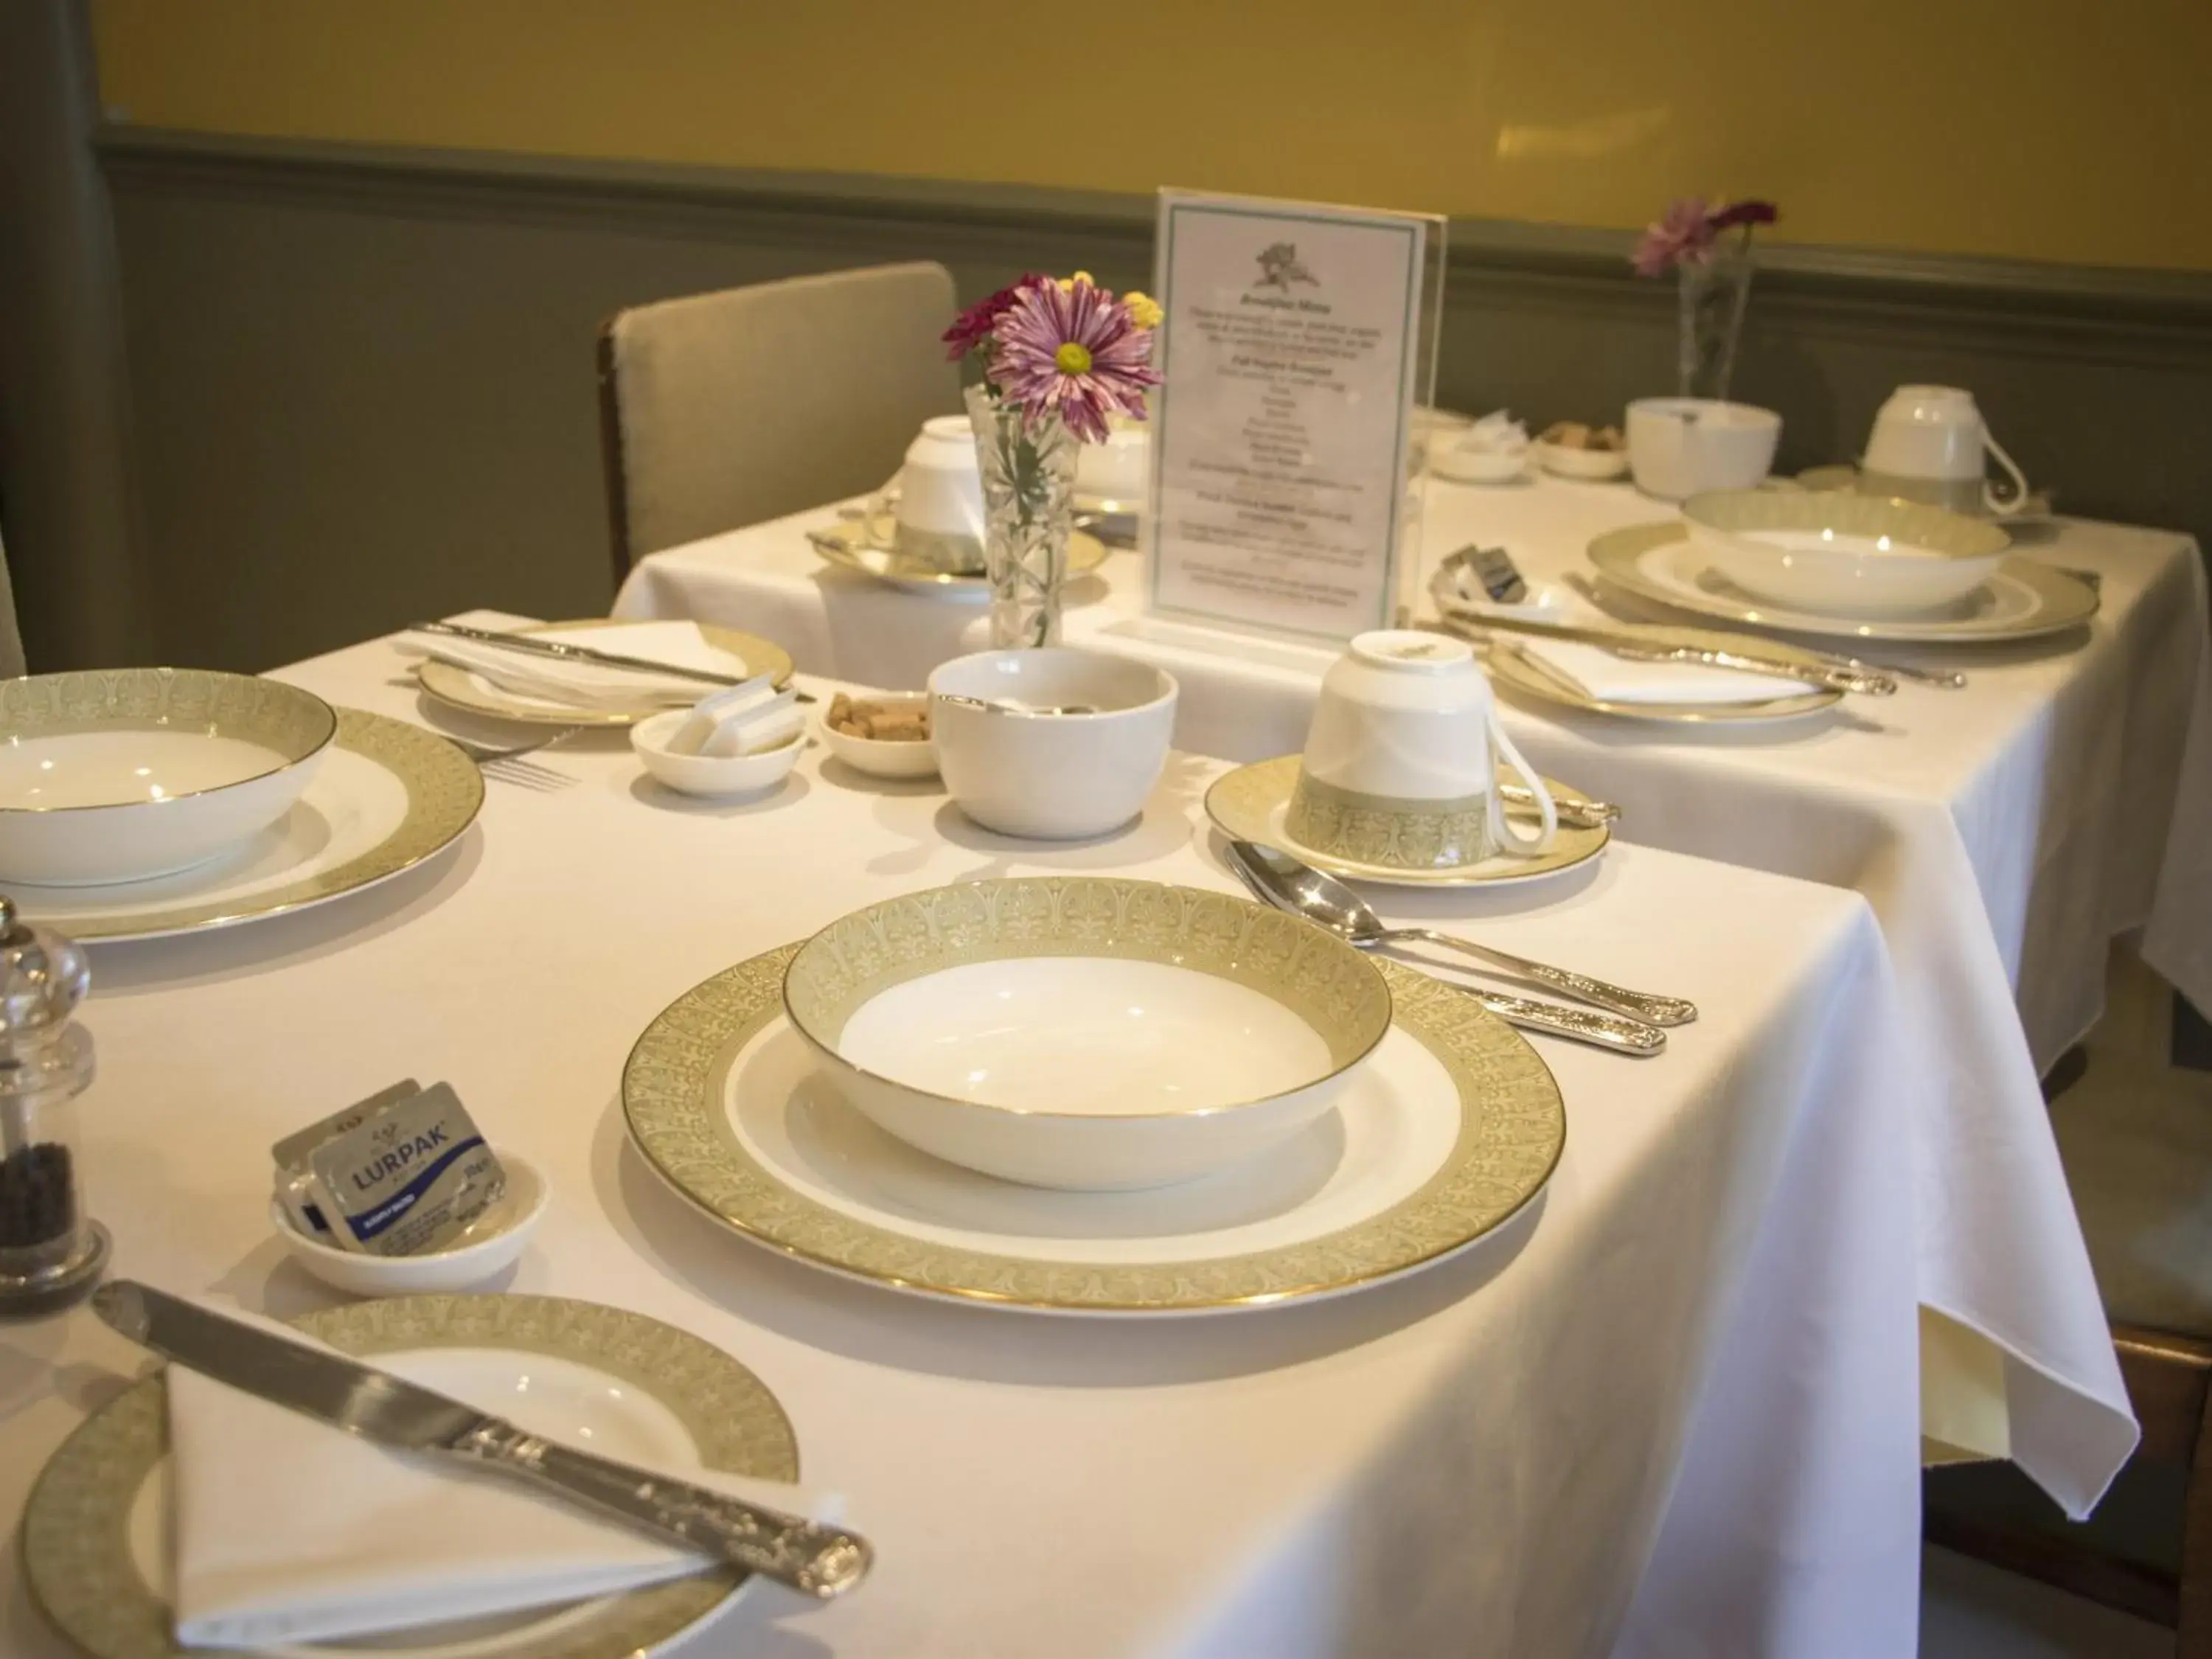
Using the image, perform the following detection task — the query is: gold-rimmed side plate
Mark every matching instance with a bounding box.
[1587,521,2098,644]
[1483,636,1843,724]
[624,942,1565,1315]
[807,519,1111,597]
[22,1293,799,1659]
[417,621,793,728]
[7,709,483,943]
[1203,755,1608,889]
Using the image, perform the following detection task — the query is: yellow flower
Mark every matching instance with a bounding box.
[1054,270,1096,293]
[1123,291,1164,329]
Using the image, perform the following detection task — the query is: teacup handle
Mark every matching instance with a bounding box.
[1982,431,2030,516]
[863,475,902,543]
[1485,712,1557,855]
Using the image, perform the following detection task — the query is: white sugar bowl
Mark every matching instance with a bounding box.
[1286,630,1557,871]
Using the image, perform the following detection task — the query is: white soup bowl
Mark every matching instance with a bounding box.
[929,649,1176,838]
[782,877,1391,1190]
[1682,489,2011,615]
[0,669,335,886]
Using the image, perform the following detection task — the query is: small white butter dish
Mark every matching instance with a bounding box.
[271,1150,548,1296]
[632,709,805,798]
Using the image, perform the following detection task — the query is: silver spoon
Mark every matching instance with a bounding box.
[934,692,1101,717]
[1226,840,1696,1029]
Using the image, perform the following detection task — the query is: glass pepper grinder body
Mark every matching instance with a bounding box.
[0,895,105,1315]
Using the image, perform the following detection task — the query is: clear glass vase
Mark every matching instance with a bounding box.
[965,383,1079,649]
[1676,244,1753,401]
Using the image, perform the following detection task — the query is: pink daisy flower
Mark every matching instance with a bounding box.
[990,278,1161,445]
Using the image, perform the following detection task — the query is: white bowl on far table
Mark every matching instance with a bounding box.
[817,692,939,780]
[271,1151,549,1296]
[928,649,1177,838]
[1626,398,1782,499]
[1683,489,2012,615]
[782,877,1391,1189]
[630,709,805,798]
[0,669,335,886]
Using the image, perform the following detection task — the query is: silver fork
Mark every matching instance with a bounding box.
[447,727,582,791]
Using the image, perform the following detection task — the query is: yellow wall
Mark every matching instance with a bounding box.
[92,0,2212,271]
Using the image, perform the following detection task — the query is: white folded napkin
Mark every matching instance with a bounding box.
[1519,639,1819,705]
[394,622,748,712]
[167,1301,838,1649]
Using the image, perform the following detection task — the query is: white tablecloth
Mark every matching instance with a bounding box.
[615,480,2212,1079]
[0,626,2133,1659]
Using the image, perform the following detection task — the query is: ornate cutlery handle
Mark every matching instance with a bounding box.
[1464,987,1666,1056]
[1395,929,1697,1026]
[1619,643,1895,697]
[1498,782,1618,828]
[452,1419,872,1599]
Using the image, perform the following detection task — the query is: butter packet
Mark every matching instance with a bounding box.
[272,1079,423,1240]
[301,1083,507,1257]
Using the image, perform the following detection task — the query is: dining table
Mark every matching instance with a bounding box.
[0,615,2134,1659]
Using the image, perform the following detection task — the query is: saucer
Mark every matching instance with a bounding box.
[809,518,1110,598]
[624,944,1564,1315]
[1587,521,2099,644]
[1203,755,1608,890]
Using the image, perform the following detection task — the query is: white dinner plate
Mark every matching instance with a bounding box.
[624,945,1565,1315]
[417,621,793,728]
[1588,521,2099,643]
[5,709,483,942]
[21,1295,799,1659]
[1202,755,1609,890]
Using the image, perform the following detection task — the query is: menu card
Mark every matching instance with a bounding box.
[1145,191,1436,643]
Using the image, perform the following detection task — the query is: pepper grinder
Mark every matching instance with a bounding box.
[0,896,105,1315]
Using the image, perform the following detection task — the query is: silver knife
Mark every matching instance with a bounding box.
[91,1282,872,1600]
[1434,608,1896,697]
[408,620,816,703]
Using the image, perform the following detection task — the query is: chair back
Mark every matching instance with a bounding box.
[598,262,961,583]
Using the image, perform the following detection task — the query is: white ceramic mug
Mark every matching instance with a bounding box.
[1861,385,2028,516]
[1285,630,1557,871]
[873,414,987,572]
[1625,398,1783,501]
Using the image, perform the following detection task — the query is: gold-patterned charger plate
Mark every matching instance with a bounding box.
[417,621,793,728]
[624,925,1565,1315]
[7,709,482,943]
[1588,521,2098,643]
[22,1293,799,1659]
[1482,634,1843,723]
[1203,755,1609,889]
[807,518,1110,596]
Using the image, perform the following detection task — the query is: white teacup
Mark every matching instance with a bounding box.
[1862,385,2029,516]
[1285,631,1557,871]
[1626,398,1782,501]
[1074,417,1149,509]
[876,414,987,573]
